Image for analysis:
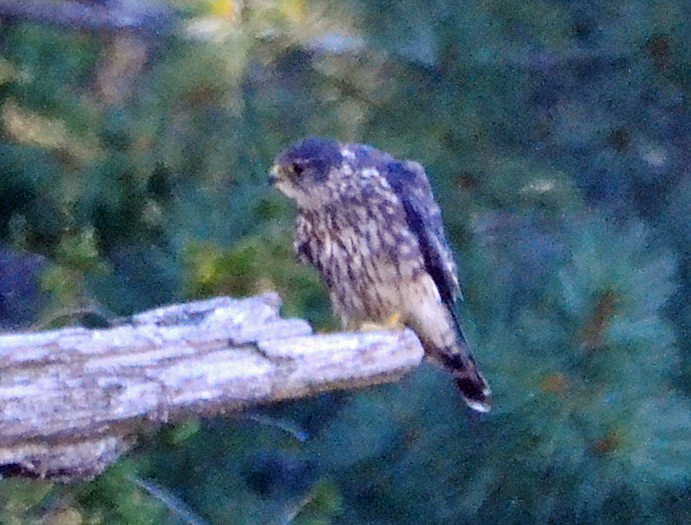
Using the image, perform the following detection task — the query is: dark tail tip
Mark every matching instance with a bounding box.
[433,348,492,412]
[456,375,492,413]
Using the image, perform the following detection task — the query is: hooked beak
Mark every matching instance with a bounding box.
[268,165,280,186]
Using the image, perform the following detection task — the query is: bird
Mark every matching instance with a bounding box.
[269,137,491,412]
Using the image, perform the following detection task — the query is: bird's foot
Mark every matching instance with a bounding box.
[357,312,405,331]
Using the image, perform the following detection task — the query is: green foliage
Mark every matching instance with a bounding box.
[182,233,331,326]
[0,0,689,524]
[471,217,690,521]
[74,462,166,525]
[0,479,55,525]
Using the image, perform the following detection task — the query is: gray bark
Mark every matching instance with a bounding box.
[0,293,423,481]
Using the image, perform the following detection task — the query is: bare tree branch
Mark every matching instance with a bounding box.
[0,293,423,482]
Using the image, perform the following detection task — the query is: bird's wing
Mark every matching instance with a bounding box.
[383,160,462,310]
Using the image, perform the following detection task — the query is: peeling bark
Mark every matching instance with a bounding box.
[0,293,423,481]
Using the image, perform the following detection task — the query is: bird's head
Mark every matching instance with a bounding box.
[269,137,344,208]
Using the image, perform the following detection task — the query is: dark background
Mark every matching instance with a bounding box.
[0,1,689,523]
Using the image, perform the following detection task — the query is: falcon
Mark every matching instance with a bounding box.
[269,137,491,412]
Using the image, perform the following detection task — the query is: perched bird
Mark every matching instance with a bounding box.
[270,137,491,412]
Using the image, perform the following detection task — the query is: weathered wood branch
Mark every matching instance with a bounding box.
[0,293,423,482]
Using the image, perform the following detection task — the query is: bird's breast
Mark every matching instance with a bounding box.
[295,206,425,324]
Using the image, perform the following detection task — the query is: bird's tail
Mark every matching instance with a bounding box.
[443,308,492,413]
[434,342,491,412]
[408,298,492,412]
[440,350,492,413]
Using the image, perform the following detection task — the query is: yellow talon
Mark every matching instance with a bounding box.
[385,311,403,328]
[358,312,404,331]
[358,321,384,331]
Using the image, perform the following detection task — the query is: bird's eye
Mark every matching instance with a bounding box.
[292,162,305,176]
